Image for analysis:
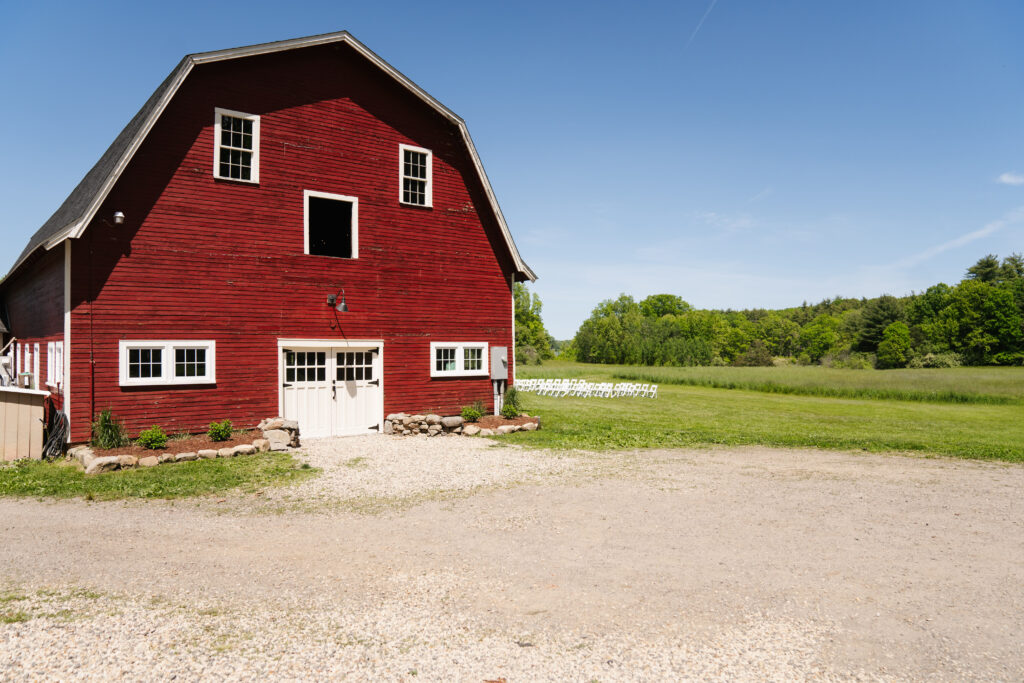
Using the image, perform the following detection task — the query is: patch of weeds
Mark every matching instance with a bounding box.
[169,430,193,441]
[0,593,27,604]
[343,456,368,469]
[197,607,224,617]
[44,609,82,622]
[1,610,30,624]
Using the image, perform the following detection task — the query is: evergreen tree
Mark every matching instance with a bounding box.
[966,254,1001,282]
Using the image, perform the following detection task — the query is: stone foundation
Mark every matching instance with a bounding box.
[69,417,301,475]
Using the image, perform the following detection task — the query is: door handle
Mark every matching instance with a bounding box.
[331,380,336,400]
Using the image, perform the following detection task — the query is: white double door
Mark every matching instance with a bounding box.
[280,343,382,438]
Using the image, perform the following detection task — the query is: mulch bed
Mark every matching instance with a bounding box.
[90,430,259,457]
[471,415,540,430]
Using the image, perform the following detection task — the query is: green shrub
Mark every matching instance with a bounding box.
[503,386,524,414]
[136,425,168,450]
[907,352,963,369]
[830,351,876,370]
[207,419,233,442]
[90,410,129,449]
[461,400,484,422]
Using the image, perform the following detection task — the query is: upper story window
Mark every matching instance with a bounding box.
[400,144,432,207]
[214,108,260,183]
[119,340,216,386]
[304,190,358,259]
[430,342,488,378]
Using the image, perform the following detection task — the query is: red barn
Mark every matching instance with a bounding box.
[0,32,535,443]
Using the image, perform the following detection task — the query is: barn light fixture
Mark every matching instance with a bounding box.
[113,211,125,225]
[327,288,349,313]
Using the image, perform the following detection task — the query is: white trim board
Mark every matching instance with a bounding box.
[303,190,359,258]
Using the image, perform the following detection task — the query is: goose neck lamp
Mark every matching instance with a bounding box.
[327,288,349,313]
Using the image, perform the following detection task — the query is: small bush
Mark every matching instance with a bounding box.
[907,352,963,369]
[503,386,524,413]
[831,352,876,370]
[136,425,168,450]
[91,410,129,449]
[207,420,233,442]
[461,400,484,422]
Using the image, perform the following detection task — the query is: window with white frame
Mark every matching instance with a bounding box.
[214,108,260,182]
[46,341,64,388]
[119,341,216,386]
[430,342,488,377]
[400,144,432,207]
[304,190,358,259]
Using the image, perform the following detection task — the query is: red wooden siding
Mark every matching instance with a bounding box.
[1,247,65,411]
[64,44,515,441]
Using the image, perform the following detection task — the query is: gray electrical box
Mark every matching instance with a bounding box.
[490,346,508,380]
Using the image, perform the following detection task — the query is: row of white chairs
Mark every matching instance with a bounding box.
[515,378,658,399]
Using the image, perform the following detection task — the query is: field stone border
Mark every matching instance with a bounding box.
[384,413,540,437]
[69,417,299,475]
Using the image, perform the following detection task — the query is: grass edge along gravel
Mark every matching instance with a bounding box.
[500,382,1024,462]
[0,452,318,500]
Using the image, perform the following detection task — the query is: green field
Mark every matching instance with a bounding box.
[509,362,1024,460]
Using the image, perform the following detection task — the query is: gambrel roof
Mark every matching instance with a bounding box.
[9,31,536,281]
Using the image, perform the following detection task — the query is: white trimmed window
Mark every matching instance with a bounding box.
[430,342,488,377]
[304,190,359,259]
[119,341,216,386]
[400,144,432,207]
[214,108,260,183]
[46,341,64,388]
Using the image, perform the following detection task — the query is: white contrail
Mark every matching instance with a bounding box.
[895,207,1024,268]
[686,0,721,48]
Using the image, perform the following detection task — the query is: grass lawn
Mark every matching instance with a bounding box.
[0,453,318,500]
[510,362,1024,461]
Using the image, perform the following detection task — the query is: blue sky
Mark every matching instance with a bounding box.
[2,1,1022,338]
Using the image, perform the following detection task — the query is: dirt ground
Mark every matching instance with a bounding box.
[2,443,1022,680]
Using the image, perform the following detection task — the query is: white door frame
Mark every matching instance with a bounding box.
[276,338,384,435]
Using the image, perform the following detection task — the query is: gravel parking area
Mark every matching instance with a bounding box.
[255,434,584,512]
[2,438,1023,680]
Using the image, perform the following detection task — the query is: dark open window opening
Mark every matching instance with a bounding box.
[308,196,354,258]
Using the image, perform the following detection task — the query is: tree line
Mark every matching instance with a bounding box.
[515,254,1024,369]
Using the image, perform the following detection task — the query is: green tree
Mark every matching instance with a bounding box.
[513,283,553,363]
[876,321,912,369]
[798,314,840,363]
[639,294,691,319]
[732,339,774,366]
[1000,253,1024,280]
[966,254,1001,283]
[928,280,1024,364]
[854,295,904,352]
[756,313,800,356]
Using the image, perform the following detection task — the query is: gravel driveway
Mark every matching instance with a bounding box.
[2,436,1023,681]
